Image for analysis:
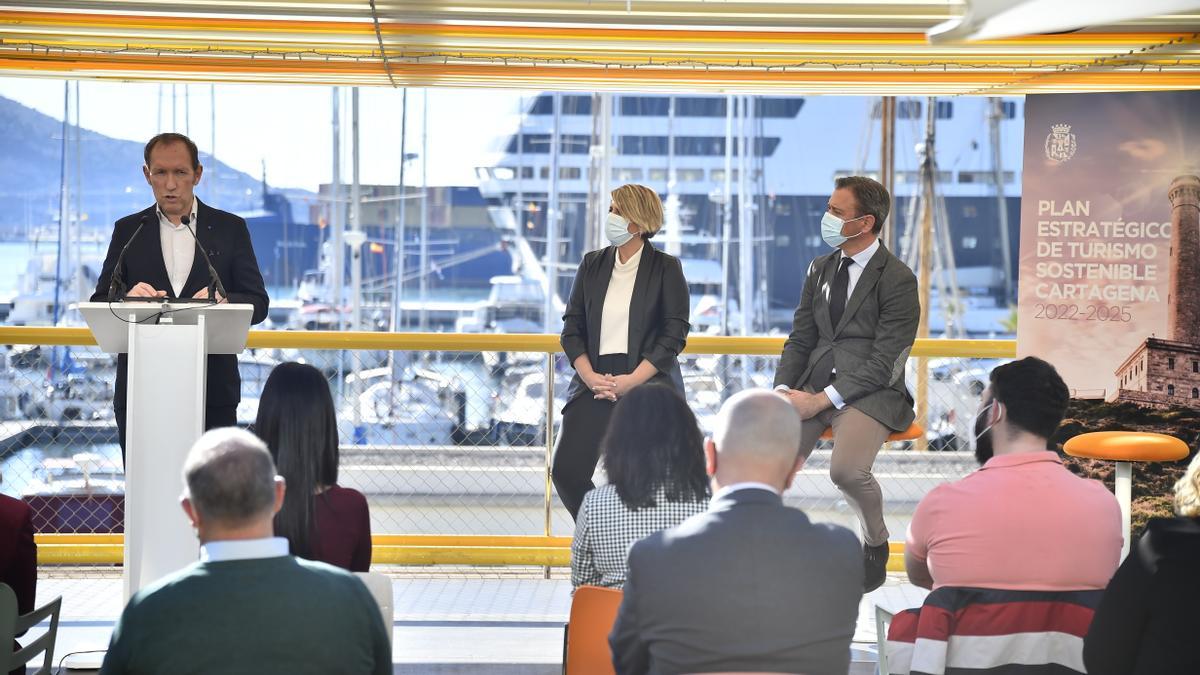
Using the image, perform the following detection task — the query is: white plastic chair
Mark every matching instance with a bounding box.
[354,571,394,646]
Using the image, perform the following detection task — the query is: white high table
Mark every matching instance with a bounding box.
[80,301,253,599]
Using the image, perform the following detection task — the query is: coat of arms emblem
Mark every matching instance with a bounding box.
[1045,123,1076,163]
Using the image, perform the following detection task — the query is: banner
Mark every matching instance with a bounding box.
[1018,91,1200,408]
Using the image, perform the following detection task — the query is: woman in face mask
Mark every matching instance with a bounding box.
[555,184,692,521]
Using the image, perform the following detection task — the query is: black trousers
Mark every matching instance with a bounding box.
[552,353,629,520]
[115,404,238,466]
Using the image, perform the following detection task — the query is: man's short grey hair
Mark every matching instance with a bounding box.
[183,427,278,526]
[712,389,803,468]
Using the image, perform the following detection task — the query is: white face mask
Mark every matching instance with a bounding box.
[605,212,636,247]
[820,212,867,249]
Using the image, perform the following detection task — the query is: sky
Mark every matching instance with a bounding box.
[0,77,529,192]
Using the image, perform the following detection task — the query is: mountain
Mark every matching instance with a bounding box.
[0,95,313,237]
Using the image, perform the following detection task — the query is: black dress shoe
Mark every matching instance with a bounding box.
[864,541,889,592]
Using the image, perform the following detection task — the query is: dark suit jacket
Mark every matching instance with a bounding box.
[773,242,919,431]
[1084,516,1200,675]
[0,495,36,616]
[609,488,863,675]
[560,243,689,406]
[90,200,270,409]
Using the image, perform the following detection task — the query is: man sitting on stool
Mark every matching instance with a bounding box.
[99,428,390,675]
[773,175,919,592]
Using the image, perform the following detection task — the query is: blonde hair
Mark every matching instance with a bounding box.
[1175,451,1200,518]
[611,184,664,238]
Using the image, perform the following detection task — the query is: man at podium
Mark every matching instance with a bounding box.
[91,132,270,457]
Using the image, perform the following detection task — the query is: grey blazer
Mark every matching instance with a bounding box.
[609,488,863,675]
[773,243,919,431]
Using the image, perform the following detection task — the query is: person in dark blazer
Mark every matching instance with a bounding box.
[90,133,269,457]
[1083,451,1200,675]
[609,389,863,675]
[254,362,372,572]
[773,175,919,592]
[0,492,36,675]
[556,184,690,520]
[571,385,709,589]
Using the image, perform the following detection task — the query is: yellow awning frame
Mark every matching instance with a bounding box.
[3,1,1200,93]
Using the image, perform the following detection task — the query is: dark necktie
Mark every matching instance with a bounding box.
[829,256,852,329]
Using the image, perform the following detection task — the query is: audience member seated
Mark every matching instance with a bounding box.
[905,356,1122,592]
[609,389,863,675]
[255,362,372,571]
[1083,449,1200,674]
[0,489,35,675]
[99,428,390,675]
[571,384,709,589]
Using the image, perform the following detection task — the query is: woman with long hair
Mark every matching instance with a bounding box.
[571,384,709,589]
[555,183,691,520]
[254,361,371,571]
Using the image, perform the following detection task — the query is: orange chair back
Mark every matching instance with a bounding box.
[565,586,624,675]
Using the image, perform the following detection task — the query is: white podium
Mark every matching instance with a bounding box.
[80,301,253,599]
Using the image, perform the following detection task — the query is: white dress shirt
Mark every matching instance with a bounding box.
[158,199,199,297]
[200,536,290,563]
[776,238,881,410]
[598,243,643,356]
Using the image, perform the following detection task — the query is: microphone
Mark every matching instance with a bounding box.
[107,214,152,301]
[181,214,228,303]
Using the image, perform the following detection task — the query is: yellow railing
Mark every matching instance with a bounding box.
[8,328,1015,568]
[0,326,1017,358]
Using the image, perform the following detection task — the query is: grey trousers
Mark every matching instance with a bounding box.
[796,404,892,546]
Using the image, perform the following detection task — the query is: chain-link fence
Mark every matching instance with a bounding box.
[0,336,1010,572]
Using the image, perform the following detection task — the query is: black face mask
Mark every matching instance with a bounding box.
[973,400,998,465]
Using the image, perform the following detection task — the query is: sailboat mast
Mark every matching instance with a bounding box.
[988,97,1014,305]
[53,81,69,330]
[73,82,84,305]
[419,91,430,332]
[350,87,363,332]
[544,92,561,333]
[330,87,344,327]
[915,96,936,450]
[720,94,733,338]
[391,88,409,333]
[879,96,897,252]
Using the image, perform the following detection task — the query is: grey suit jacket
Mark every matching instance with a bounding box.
[773,242,919,431]
[609,489,863,675]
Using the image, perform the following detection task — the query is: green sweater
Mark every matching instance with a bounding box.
[100,555,391,675]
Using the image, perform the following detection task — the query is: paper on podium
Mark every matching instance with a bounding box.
[78,301,254,355]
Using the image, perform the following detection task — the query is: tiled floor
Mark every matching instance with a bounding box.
[34,570,924,673]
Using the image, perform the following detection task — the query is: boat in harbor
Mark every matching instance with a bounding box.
[23,452,124,534]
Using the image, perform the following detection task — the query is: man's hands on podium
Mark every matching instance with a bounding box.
[192,287,226,303]
[127,282,167,298]
[779,388,832,420]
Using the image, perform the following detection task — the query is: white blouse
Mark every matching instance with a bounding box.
[598,245,642,355]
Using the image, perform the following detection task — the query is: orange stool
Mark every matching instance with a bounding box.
[820,422,925,443]
[1064,431,1189,559]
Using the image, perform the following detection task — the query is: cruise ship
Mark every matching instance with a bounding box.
[474,94,1024,336]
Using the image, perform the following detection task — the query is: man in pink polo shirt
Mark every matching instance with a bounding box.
[905,357,1122,591]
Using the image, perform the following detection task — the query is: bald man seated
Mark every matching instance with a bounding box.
[609,389,864,675]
